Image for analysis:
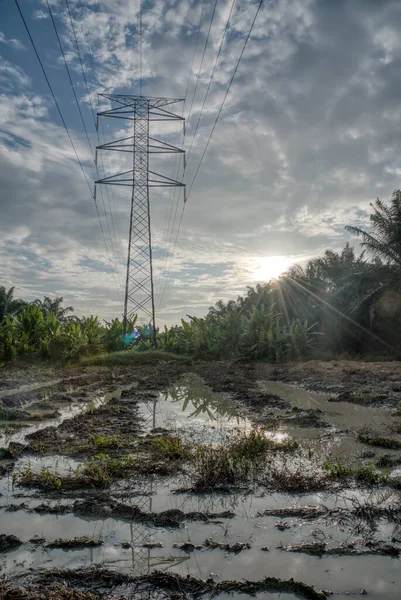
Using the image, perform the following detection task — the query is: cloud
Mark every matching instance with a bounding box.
[2,0,401,325]
[0,31,25,50]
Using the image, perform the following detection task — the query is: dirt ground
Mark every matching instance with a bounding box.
[2,358,401,410]
[2,357,401,599]
[256,360,401,406]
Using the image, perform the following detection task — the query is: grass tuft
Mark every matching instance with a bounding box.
[149,434,192,461]
[80,350,193,367]
[88,434,120,450]
[357,430,401,450]
[191,429,297,490]
[323,457,388,485]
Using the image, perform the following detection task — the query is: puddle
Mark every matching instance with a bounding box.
[258,380,401,456]
[138,373,255,443]
[258,380,394,431]
[0,387,126,446]
[1,485,401,599]
[0,379,63,402]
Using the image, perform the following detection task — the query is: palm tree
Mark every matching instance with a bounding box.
[280,244,378,351]
[0,286,25,323]
[33,296,74,320]
[345,190,401,327]
[346,190,401,267]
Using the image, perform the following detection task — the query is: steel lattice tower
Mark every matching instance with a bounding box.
[94,94,186,341]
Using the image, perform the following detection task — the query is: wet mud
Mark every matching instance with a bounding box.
[256,360,401,407]
[1,359,401,599]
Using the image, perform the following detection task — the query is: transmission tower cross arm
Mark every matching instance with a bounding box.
[99,93,184,108]
[95,94,186,342]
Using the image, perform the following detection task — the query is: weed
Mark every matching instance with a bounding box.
[191,430,299,490]
[80,350,192,367]
[15,464,62,491]
[193,444,246,490]
[231,429,298,460]
[37,468,62,490]
[323,457,388,485]
[323,458,350,479]
[31,442,46,454]
[353,461,388,485]
[357,430,401,450]
[88,433,120,450]
[82,453,136,488]
[150,434,192,461]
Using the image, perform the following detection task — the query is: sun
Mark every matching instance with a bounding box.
[252,256,292,282]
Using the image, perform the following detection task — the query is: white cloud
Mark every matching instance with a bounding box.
[2,0,401,325]
[0,31,25,50]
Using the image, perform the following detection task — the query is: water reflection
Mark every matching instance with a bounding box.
[166,373,240,421]
[137,373,252,442]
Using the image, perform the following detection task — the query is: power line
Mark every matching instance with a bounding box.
[186,0,237,163]
[155,0,209,307]
[158,0,230,309]
[187,0,265,198]
[185,0,218,128]
[15,0,123,303]
[65,0,97,125]
[78,10,126,279]
[14,0,92,195]
[75,3,125,277]
[184,0,208,101]
[64,0,124,297]
[157,197,185,311]
[158,0,265,311]
[46,0,94,160]
[158,0,238,309]
[158,0,235,310]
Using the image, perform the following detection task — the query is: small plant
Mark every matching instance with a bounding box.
[193,444,243,490]
[323,458,350,479]
[37,468,62,490]
[353,461,388,485]
[82,453,136,488]
[150,434,192,461]
[31,442,46,454]
[323,457,388,486]
[88,433,120,450]
[230,429,298,460]
[15,463,62,491]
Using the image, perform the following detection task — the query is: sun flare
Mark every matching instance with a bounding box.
[252,256,292,282]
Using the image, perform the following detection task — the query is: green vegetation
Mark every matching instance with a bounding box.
[14,463,62,491]
[323,457,388,485]
[149,434,192,461]
[15,454,138,490]
[0,292,141,363]
[357,430,401,450]
[80,454,136,487]
[88,434,120,450]
[81,349,192,366]
[158,191,401,359]
[192,430,298,490]
[4,191,401,363]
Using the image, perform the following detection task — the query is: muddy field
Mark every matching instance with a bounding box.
[1,359,401,599]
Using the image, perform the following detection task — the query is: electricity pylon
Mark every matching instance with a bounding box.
[94,94,186,343]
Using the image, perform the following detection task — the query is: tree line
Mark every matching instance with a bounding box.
[2,190,401,363]
[159,190,401,359]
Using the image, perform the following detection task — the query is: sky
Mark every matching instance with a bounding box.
[1,0,401,326]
